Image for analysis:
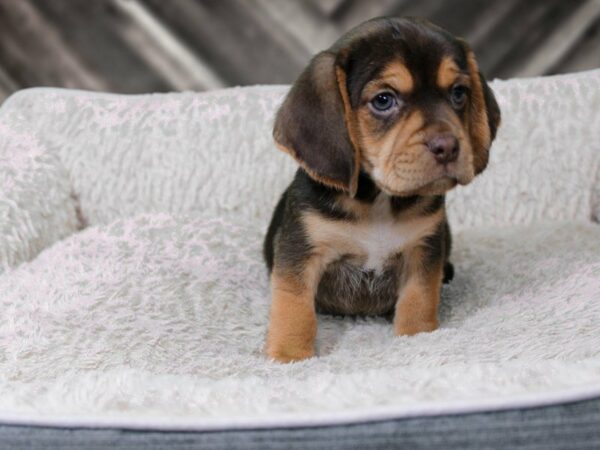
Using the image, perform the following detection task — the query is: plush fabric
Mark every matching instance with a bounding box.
[0,69,599,430]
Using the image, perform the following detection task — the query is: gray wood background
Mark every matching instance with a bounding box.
[0,0,599,102]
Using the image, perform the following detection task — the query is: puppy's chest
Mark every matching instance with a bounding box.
[306,196,435,272]
[350,200,411,270]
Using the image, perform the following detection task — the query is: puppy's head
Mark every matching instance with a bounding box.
[274,17,501,197]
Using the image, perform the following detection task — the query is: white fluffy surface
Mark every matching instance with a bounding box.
[0,69,599,430]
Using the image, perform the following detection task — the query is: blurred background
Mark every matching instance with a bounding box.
[0,0,599,102]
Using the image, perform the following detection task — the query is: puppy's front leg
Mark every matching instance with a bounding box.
[394,249,443,336]
[266,263,322,363]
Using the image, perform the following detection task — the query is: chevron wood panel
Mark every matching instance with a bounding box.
[0,0,599,102]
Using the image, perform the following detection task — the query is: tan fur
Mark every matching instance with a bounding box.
[363,60,414,95]
[265,265,323,363]
[465,51,491,173]
[437,56,459,89]
[267,26,498,362]
[356,58,483,195]
[302,202,444,270]
[394,252,443,336]
[358,108,457,195]
[359,109,425,184]
[334,194,374,220]
[266,203,447,362]
[436,56,471,90]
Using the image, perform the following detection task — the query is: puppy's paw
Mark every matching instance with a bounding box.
[394,318,439,337]
[266,343,315,364]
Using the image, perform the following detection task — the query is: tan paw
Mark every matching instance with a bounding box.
[394,318,439,336]
[265,343,315,363]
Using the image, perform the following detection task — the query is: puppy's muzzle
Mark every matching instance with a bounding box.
[426,134,459,165]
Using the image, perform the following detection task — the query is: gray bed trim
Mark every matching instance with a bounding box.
[1,396,600,450]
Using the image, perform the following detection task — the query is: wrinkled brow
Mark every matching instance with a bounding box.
[437,56,471,89]
[361,60,414,99]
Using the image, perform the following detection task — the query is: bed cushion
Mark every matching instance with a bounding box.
[0,69,599,431]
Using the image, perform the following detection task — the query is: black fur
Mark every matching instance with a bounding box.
[264,17,499,318]
[263,168,452,316]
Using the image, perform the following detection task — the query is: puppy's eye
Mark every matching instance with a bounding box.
[370,92,397,113]
[450,85,468,109]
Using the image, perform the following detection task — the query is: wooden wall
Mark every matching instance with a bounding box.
[0,0,599,102]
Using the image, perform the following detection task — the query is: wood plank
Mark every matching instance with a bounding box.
[252,0,340,53]
[306,0,348,18]
[142,0,307,85]
[29,0,169,93]
[224,0,311,67]
[552,16,600,75]
[0,64,19,103]
[112,0,225,90]
[492,0,586,78]
[0,63,19,93]
[513,0,600,77]
[466,0,563,78]
[0,0,597,99]
[333,0,406,30]
[426,0,516,46]
[385,0,445,21]
[462,0,521,48]
[0,0,110,90]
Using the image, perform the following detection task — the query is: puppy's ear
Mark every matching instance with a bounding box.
[461,43,501,175]
[273,51,361,196]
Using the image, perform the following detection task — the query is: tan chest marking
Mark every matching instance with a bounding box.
[303,195,443,272]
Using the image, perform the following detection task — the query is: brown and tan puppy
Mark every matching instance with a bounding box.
[263,17,501,363]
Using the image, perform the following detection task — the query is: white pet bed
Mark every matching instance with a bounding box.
[0,69,600,435]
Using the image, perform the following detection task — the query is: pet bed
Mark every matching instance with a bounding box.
[0,68,599,449]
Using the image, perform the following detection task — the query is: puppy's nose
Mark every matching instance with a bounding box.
[427,135,459,164]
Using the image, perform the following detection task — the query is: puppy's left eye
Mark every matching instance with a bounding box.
[370,92,397,113]
[450,85,468,109]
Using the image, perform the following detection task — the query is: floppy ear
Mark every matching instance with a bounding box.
[273,51,361,196]
[463,47,501,175]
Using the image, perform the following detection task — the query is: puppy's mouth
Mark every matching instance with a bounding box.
[373,164,466,196]
[377,176,458,197]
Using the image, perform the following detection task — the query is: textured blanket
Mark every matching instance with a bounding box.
[0,69,599,430]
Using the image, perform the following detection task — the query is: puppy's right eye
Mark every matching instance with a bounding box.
[370,92,397,113]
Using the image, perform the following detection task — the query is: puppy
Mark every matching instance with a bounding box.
[263,17,500,363]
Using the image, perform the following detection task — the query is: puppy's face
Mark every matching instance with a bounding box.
[274,17,501,197]
[350,34,494,196]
